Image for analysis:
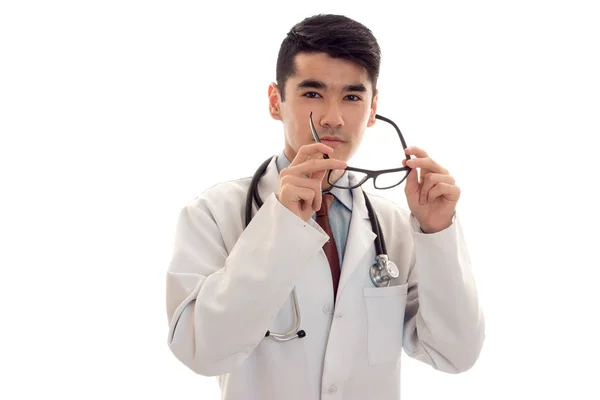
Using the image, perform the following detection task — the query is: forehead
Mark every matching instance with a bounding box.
[289,52,372,91]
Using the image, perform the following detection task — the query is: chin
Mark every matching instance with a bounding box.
[332,152,349,162]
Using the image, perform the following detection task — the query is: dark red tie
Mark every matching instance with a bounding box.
[316,193,341,304]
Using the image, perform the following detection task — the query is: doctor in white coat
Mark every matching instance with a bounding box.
[166,13,485,400]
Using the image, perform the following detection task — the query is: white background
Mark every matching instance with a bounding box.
[1,1,599,399]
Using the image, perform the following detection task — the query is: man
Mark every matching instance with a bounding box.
[166,13,485,400]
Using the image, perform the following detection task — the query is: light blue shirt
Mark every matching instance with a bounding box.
[275,150,353,265]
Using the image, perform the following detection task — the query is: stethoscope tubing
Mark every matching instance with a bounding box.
[244,156,389,341]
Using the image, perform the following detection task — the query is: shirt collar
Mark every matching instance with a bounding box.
[275,150,353,212]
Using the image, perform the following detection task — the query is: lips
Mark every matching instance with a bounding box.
[319,136,345,143]
[320,139,345,148]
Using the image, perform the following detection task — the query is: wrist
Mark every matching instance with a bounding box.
[419,216,455,234]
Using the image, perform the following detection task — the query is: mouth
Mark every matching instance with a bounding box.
[319,136,346,144]
[320,139,345,147]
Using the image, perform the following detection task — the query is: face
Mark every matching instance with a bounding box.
[268,52,378,164]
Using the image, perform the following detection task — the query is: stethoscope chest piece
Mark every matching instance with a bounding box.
[369,254,400,287]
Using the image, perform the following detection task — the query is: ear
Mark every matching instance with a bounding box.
[268,82,282,121]
[367,88,379,127]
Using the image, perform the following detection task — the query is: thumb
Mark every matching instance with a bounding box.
[404,164,419,194]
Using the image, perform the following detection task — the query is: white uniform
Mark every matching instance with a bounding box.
[165,155,485,400]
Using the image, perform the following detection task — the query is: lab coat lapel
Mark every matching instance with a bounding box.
[336,175,377,300]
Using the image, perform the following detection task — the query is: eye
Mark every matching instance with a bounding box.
[345,94,361,101]
[303,92,322,99]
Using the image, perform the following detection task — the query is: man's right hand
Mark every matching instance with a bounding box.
[276,143,347,222]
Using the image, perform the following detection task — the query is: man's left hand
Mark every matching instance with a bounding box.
[402,146,460,233]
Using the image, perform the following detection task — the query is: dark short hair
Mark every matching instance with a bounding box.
[275,14,381,102]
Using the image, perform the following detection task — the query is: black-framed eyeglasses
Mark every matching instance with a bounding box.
[309,111,412,190]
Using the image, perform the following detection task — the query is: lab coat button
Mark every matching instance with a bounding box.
[328,385,337,394]
[323,305,332,313]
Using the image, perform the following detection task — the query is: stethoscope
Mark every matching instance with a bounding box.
[245,156,400,341]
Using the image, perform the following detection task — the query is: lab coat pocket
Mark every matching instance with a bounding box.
[363,283,408,366]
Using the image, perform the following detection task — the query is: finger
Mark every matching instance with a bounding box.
[285,158,347,179]
[427,182,461,203]
[281,175,323,209]
[404,147,432,185]
[306,153,325,179]
[420,173,456,205]
[281,183,320,212]
[281,175,322,193]
[404,146,429,158]
[404,159,419,193]
[406,157,448,175]
[310,168,328,182]
[290,143,335,167]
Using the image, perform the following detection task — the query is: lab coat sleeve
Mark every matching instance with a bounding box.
[165,192,329,377]
[402,213,485,373]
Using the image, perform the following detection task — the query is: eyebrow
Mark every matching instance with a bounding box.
[296,79,367,93]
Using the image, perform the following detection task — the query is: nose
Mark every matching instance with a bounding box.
[319,104,344,131]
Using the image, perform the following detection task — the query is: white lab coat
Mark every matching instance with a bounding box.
[166,155,485,400]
